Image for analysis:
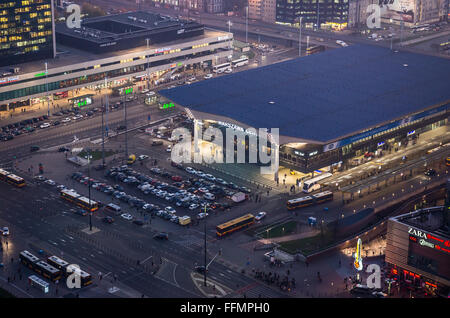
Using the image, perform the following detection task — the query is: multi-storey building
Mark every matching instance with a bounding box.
[0,0,56,68]
[276,0,350,30]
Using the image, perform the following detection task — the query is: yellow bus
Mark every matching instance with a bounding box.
[60,189,99,212]
[287,196,314,210]
[311,191,334,204]
[446,157,450,167]
[0,168,26,187]
[216,214,254,237]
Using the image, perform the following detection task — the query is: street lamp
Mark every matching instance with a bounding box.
[203,205,207,287]
[45,62,50,117]
[297,17,303,57]
[87,148,93,232]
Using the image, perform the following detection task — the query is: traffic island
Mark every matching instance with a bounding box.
[190,272,232,298]
[81,227,100,235]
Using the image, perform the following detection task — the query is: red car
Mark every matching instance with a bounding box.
[171,175,182,182]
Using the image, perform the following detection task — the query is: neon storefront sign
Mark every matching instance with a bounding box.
[408,227,450,254]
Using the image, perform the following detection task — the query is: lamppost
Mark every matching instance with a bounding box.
[203,205,207,287]
[245,5,249,43]
[146,38,150,90]
[297,16,303,57]
[87,148,93,231]
[45,62,50,117]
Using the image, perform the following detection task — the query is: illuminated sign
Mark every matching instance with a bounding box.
[162,102,175,109]
[100,41,117,47]
[217,121,258,136]
[0,76,19,84]
[407,130,415,136]
[125,88,133,95]
[408,227,427,239]
[377,141,385,147]
[353,238,363,271]
[309,151,318,157]
[408,227,450,254]
[155,47,171,54]
[34,72,47,77]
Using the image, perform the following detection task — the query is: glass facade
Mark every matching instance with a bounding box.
[275,0,348,27]
[0,47,229,102]
[0,0,54,67]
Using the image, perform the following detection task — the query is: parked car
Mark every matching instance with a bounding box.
[103,216,115,224]
[153,232,169,240]
[121,213,133,221]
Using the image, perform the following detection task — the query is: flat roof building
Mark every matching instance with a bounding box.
[159,44,450,173]
[385,205,450,296]
[0,25,233,112]
[55,11,204,54]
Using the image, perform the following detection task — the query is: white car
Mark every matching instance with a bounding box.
[138,155,149,161]
[255,211,267,221]
[197,212,208,219]
[196,171,206,178]
[146,91,156,97]
[44,179,56,186]
[204,74,213,79]
[336,40,348,47]
[62,117,71,123]
[166,145,172,153]
[56,184,67,190]
[204,174,215,181]
[189,203,199,211]
[185,167,196,174]
[120,213,133,221]
[204,193,215,200]
[165,206,176,214]
[141,89,150,94]
[188,76,196,82]
[1,227,9,236]
[40,123,51,129]
[224,68,233,74]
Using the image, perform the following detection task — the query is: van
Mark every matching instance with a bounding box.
[106,203,121,215]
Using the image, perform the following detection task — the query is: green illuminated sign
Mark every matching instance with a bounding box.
[34,72,47,77]
[125,87,133,95]
[177,62,183,67]
[162,102,175,109]
[77,100,88,107]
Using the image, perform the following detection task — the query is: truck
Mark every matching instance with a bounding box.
[179,216,191,226]
[127,154,136,165]
[231,192,246,203]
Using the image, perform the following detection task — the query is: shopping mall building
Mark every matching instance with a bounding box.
[0,11,233,113]
[385,205,450,297]
[159,44,450,174]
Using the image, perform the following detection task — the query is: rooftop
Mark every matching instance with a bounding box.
[159,44,450,143]
[9,29,226,74]
[55,11,201,44]
[394,206,450,239]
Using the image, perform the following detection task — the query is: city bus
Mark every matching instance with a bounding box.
[216,213,255,237]
[303,172,333,193]
[53,91,69,100]
[0,168,26,187]
[28,275,50,293]
[47,255,70,272]
[213,62,231,74]
[306,45,325,55]
[19,250,40,269]
[33,261,62,282]
[66,264,93,287]
[287,196,314,210]
[312,191,334,204]
[60,189,99,212]
[232,57,249,68]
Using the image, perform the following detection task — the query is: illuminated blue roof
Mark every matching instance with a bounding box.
[159,45,450,143]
